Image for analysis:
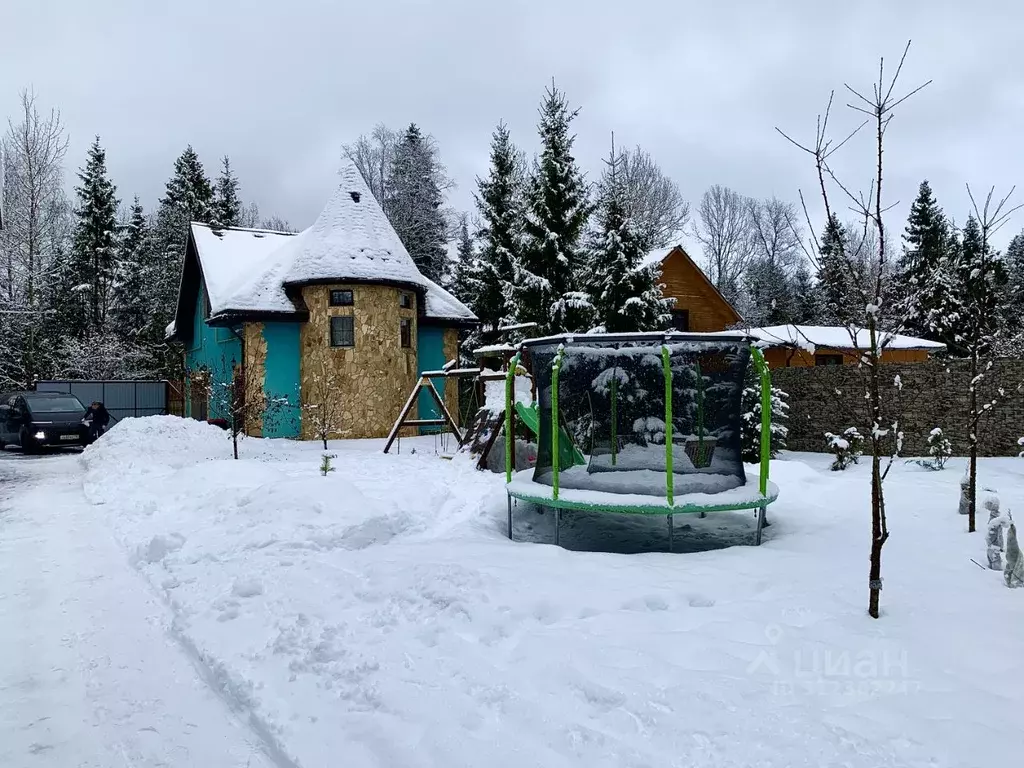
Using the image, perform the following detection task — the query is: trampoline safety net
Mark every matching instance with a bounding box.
[527,335,750,499]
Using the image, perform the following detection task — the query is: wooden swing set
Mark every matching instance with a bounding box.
[383,327,531,468]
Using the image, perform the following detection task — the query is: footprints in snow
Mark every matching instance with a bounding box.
[214,579,265,621]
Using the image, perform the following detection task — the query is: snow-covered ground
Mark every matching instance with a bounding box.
[0,449,274,767]
[3,416,1023,767]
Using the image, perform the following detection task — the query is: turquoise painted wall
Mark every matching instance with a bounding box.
[262,322,302,438]
[417,325,446,432]
[185,282,240,421]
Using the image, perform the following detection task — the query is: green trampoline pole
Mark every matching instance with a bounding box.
[751,346,771,496]
[662,344,674,506]
[505,352,521,485]
[610,371,618,467]
[552,346,564,501]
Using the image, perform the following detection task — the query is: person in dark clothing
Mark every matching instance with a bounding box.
[83,401,110,443]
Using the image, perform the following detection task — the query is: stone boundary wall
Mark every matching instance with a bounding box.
[772,358,1024,457]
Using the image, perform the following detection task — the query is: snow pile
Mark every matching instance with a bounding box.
[81,415,228,474]
[76,420,1024,768]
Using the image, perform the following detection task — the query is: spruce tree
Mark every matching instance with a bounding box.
[449,215,476,300]
[958,214,1008,356]
[743,259,795,326]
[110,197,152,340]
[586,142,671,332]
[470,122,525,333]
[898,181,957,338]
[740,366,789,463]
[1002,231,1024,336]
[512,85,593,336]
[147,146,213,374]
[159,145,213,226]
[386,124,449,282]
[816,214,858,325]
[211,155,242,229]
[69,136,120,335]
[906,226,966,354]
[791,262,821,324]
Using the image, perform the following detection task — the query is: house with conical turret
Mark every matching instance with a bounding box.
[166,160,476,439]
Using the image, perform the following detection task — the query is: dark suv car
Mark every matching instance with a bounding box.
[0,392,89,452]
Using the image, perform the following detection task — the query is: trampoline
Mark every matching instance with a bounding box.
[504,332,779,547]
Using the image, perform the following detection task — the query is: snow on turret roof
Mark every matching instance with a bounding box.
[715,324,946,352]
[189,160,474,323]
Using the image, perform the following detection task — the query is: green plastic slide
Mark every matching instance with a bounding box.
[514,401,586,467]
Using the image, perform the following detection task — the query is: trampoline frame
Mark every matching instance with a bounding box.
[504,332,778,546]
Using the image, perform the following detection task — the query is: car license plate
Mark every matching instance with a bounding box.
[60,434,79,441]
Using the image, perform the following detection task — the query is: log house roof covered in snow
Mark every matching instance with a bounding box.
[724,324,946,367]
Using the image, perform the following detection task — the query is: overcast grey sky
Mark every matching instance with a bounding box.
[4,0,1022,251]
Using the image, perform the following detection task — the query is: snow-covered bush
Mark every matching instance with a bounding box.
[911,427,953,470]
[1017,436,1024,458]
[633,416,666,445]
[985,497,1005,570]
[1004,523,1024,588]
[825,428,863,471]
[958,469,971,516]
[740,371,789,463]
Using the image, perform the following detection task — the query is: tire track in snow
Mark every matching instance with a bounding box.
[81,465,304,768]
[0,454,279,768]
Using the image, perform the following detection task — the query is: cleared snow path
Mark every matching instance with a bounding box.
[0,454,276,768]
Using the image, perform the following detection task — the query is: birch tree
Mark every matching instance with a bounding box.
[0,89,70,388]
[600,146,689,252]
[691,185,754,303]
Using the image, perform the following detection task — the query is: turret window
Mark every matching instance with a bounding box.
[330,289,354,307]
[330,316,355,347]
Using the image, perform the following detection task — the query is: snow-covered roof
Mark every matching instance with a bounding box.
[640,247,674,269]
[188,159,474,324]
[191,224,296,316]
[720,324,946,352]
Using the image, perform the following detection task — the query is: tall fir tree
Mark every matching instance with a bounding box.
[147,145,213,374]
[449,214,476,300]
[468,121,525,333]
[511,85,593,336]
[110,196,152,340]
[816,214,859,325]
[906,227,965,353]
[742,259,795,326]
[1002,231,1024,336]
[585,141,671,332]
[68,136,120,336]
[790,262,821,324]
[898,180,956,338]
[386,124,449,283]
[957,214,1008,356]
[211,155,242,229]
